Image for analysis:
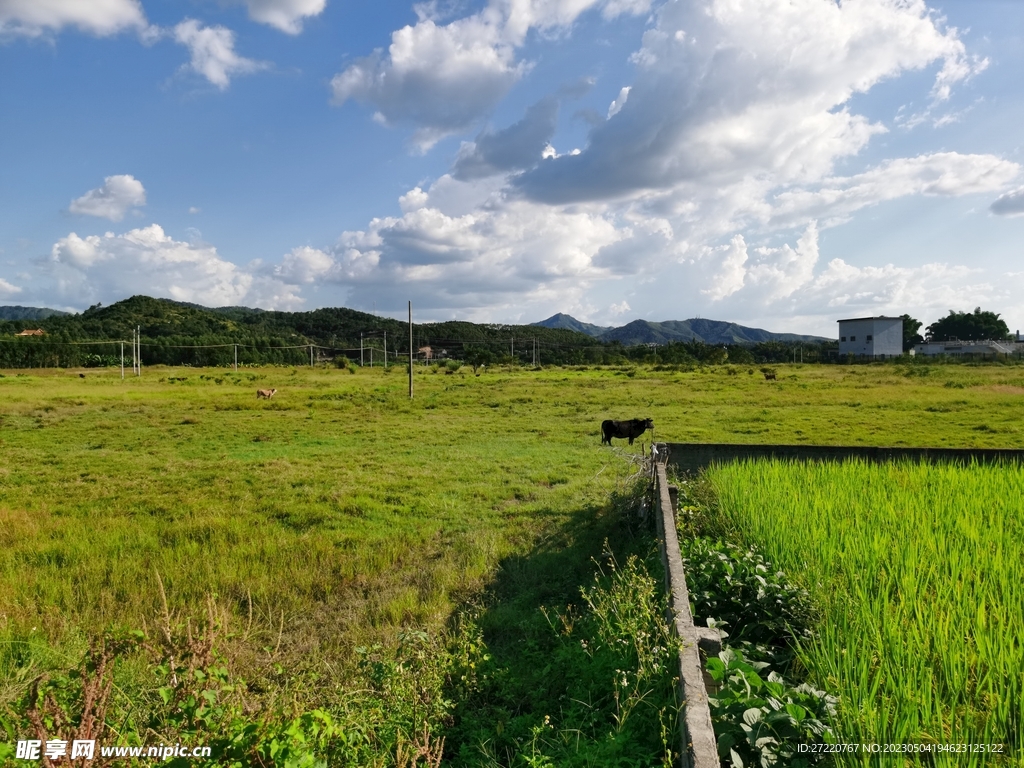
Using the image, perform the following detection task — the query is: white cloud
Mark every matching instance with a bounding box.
[516,0,988,204]
[606,86,630,119]
[263,180,621,316]
[331,17,523,151]
[173,19,265,90]
[702,234,748,300]
[769,153,1020,228]
[745,222,820,302]
[273,246,336,284]
[990,187,1024,217]
[188,206,201,214]
[311,0,1020,326]
[242,0,325,34]
[0,0,147,37]
[331,0,651,149]
[69,175,146,221]
[609,300,631,316]
[49,224,303,309]
[0,276,22,298]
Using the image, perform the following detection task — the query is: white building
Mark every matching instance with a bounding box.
[837,316,903,358]
[914,340,1023,358]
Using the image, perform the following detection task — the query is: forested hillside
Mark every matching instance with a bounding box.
[0,296,836,368]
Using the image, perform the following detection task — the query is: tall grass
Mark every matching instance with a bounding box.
[708,460,1024,766]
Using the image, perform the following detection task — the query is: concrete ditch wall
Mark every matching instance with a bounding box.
[663,442,1024,475]
[651,444,721,768]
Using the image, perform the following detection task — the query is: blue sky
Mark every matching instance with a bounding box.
[1,0,1022,336]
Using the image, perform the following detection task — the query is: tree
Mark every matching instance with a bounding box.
[900,314,924,352]
[464,347,493,373]
[925,308,1010,342]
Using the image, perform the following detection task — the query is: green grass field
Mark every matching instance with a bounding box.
[706,460,1024,766]
[1,360,1023,762]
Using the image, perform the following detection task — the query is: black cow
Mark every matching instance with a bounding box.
[601,418,654,445]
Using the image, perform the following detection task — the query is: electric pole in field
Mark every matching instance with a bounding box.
[408,301,414,399]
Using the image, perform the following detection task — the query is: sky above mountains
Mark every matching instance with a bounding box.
[1,0,1022,336]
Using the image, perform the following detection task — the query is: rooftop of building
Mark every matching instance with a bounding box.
[836,316,903,323]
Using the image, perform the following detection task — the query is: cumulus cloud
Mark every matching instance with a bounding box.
[0,276,22,298]
[49,224,303,309]
[69,175,146,221]
[273,246,336,284]
[312,0,1017,325]
[990,187,1024,217]
[331,0,651,149]
[0,0,147,37]
[703,235,748,300]
[173,19,265,90]
[515,0,988,204]
[242,0,325,34]
[262,179,621,315]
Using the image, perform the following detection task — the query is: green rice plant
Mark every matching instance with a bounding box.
[706,459,1024,766]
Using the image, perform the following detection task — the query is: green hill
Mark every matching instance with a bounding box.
[533,314,830,345]
[0,305,70,321]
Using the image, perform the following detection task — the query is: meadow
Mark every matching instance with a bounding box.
[1,360,1022,762]
[704,460,1024,766]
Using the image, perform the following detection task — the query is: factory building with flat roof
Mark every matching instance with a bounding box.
[837,316,903,358]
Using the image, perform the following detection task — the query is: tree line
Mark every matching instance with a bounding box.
[900,308,1013,351]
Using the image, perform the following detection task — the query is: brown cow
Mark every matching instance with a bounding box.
[763,372,776,381]
[256,388,277,399]
[601,418,654,445]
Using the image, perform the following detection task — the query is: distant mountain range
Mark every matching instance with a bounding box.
[1,302,828,347]
[533,313,830,345]
[0,305,70,321]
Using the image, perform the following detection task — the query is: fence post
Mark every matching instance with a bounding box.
[408,301,413,399]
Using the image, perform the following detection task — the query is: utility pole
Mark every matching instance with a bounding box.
[310,344,314,367]
[234,344,238,371]
[360,333,364,367]
[408,301,414,399]
[120,341,124,380]
[511,336,514,359]
[136,326,141,376]
[384,331,387,369]
[533,338,536,367]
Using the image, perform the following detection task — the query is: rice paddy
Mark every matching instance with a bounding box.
[707,459,1024,766]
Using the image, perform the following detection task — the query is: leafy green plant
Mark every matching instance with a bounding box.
[680,538,812,657]
[706,647,836,768]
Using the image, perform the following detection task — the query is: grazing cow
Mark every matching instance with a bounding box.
[79,373,86,379]
[763,372,777,381]
[601,418,654,446]
[256,388,277,400]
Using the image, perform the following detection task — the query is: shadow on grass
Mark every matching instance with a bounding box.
[444,492,673,767]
